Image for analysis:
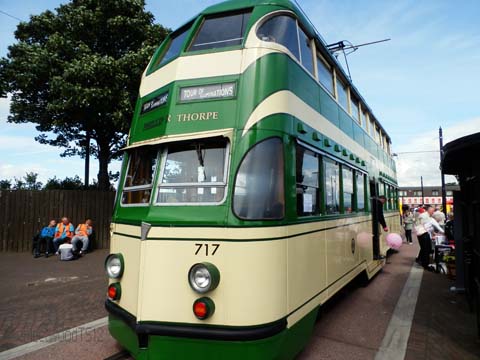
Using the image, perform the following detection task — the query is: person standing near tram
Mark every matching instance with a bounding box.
[403,209,414,244]
[377,195,389,232]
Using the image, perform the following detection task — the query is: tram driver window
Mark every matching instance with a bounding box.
[233,138,285,220]
[122,147,158,205]
[188,10,252,52]
[324,159,340,214]
[296,146,320,216]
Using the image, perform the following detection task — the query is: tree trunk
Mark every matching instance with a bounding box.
[97,143,111,191]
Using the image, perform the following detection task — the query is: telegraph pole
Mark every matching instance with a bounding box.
[439,127,447,217]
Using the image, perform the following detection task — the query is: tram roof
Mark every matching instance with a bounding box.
[179,0,392,143]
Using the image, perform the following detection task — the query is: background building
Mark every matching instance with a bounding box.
[398,185,459,210]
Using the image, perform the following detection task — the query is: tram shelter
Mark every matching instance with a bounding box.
[442,131,480,336]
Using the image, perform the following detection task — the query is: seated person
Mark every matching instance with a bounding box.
[53,217,75,253]
[33,219,57,258]
[71,219,93,255]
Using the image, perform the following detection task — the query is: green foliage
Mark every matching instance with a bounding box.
[44,175,85,190]
[1,0,170,189]
[0,179,12,190]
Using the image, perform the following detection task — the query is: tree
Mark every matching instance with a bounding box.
[1,0,169,189]
[0,179,12,190]
[44,175,85,190]
[24,172,43,190]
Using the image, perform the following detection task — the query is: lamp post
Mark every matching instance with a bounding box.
[421,175,425,206]
[439,127,447,217]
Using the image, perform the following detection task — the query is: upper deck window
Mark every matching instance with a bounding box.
[351,97,360,122]
[361,110,368,131]
[257,15,300,59]
[122,147,158,205]
[188,10,251,52]
[336,77,348,110]
[298,28,314,74]
[157,137,228,204]
[317,55,334,95]
[153,26,191,68]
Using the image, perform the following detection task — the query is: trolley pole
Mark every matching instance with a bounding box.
[421,176,425,206]
[439,127,447,217]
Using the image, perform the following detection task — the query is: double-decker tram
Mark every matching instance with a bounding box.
[104,0,401,358]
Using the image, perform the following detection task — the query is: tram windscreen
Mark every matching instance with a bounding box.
[188,10,251,51]
[157,137,228,203]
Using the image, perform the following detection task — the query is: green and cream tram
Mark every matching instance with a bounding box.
[105,0,401,358]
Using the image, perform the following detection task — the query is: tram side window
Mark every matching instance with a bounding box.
[298,28,314,74]
[122,147,158,205]
[153,25,191,68]
[233,138,284,220]
[296,146,320,216]
[324,159,340,214]
[257,15,300,60]
[356,172,366,212]
[157,137,228,203]
[361,110,368,132]
[317,55,334,95]
[336,77,348,110]
[342,166,354,213]
[189,10,252,52]
[351,97,360,123]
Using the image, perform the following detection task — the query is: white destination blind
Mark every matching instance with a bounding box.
[180,82,236,102]
[141,92,169,114]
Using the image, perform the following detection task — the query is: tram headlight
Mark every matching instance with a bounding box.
[105,253,124,279]
[188,262,220,294]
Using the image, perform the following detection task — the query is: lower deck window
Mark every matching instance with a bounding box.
[324,159,340,214]
[342,166,354,213]
[296,146,320,216]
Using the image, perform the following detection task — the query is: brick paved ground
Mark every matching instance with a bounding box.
[0,250,108,352]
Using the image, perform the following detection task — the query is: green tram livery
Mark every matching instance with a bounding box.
[105,0,401,359]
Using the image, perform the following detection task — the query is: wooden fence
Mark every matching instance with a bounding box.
[0,190,116,252]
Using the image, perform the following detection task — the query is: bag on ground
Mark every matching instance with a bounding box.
[58,243,75,261]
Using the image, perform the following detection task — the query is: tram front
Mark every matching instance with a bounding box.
[105,1,314,359]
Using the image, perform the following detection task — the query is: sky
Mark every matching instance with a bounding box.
[1,0,479,187]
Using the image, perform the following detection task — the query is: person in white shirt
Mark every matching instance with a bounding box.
[416,206,444,270]
[432,208,446,225]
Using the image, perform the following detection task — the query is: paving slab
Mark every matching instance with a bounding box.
[0,250,109,352]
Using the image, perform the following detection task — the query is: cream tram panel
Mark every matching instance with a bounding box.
[138,238,287,326]
[110,234,142,316]
[286,231,327,313]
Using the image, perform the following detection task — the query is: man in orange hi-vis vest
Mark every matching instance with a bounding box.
[71,219,93,255]
[53,217,75,253]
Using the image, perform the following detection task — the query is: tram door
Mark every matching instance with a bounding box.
[370,180,380,259]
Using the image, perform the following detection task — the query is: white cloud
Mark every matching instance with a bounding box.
[395,117,480,186]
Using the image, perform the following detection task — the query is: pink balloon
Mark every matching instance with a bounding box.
[386,233,403,250]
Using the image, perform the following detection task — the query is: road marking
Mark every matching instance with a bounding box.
[0,317,108,360]
[374,263,424,360]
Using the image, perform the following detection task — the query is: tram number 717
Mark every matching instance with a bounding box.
[194,243,220,256]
